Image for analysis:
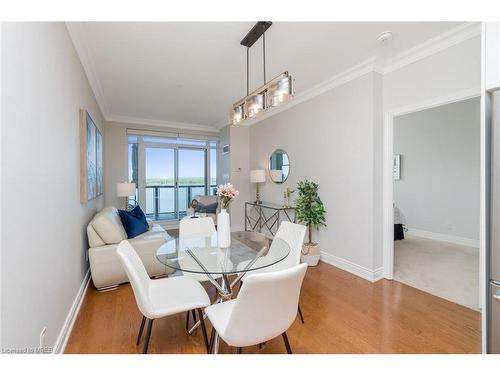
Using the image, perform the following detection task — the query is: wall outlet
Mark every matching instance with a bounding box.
[39,327,47,349]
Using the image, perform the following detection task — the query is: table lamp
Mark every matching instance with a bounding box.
[250,169,266,204]
[117,182,136,210]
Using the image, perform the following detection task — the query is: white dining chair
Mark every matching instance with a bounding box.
[205,263,308,354]
[116,240,211,353]
[240,221,307,323]
[179,216,216,238]
[178,216,218,330]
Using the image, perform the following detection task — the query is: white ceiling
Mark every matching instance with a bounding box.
[68,22,465,130]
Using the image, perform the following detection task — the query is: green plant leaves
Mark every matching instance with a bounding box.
[294,179,327,236]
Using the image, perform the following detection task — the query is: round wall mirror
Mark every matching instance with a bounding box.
[268,149,290,183]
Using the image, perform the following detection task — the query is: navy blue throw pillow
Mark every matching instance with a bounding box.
[118,205,149,238]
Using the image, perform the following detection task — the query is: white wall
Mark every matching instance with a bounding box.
[249,72,382,276]
[1,23,104,351]
[394,97,480,242]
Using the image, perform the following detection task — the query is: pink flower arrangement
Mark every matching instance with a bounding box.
[217,183,239,209]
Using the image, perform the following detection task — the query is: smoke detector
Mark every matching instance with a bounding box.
[377,31,393,43]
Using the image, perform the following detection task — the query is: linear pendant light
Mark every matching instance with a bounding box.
[230,22,294,125]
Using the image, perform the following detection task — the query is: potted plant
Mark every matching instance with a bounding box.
[295,179,326,266]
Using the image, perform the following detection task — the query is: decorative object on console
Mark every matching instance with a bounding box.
[269,149,290,183]
[284,188,295,208]
[295,179,327,266]
[80,109,103,203]
[116,182,136,210]
[230,22,294,125]
[216,183,239,248]
[250,169,266,204]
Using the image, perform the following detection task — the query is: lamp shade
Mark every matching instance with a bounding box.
[116,182,136,197]
[250,169,266,183]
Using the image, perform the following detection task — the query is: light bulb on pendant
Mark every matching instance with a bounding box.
[232,104,244,124]
[269,75,292,107]
[246,93,264,118]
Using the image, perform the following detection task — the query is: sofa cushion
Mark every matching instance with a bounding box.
[87,223,105,248]
[194,195,218,206]
[118,206,149,238]
[90,207,128,245]
[196,201,218,214]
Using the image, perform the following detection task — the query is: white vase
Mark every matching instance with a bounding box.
[217,208,231,248]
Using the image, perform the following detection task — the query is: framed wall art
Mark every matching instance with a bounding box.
[80,109,103,203]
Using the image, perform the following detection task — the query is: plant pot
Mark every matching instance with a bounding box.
[217,208,231,248]
[301,243,320,266]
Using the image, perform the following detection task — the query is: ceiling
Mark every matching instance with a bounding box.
[68,22,465,130]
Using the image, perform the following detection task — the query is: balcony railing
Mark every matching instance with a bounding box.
[136,184,217,221]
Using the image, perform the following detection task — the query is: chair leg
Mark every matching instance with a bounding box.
[197,308,209,353]
[136,316,146,345]
[191,310,197,325]
[298,304,305,324]
[208,327,216,354]
[143,319,154,354]
[236,347,242,354]
[185,310,190,331]
[282,332,292,354]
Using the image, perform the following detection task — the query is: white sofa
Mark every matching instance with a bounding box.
[87,207,174,290]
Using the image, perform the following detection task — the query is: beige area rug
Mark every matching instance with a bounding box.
[394,235,479,310]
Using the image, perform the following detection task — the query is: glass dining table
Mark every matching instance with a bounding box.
[155,231,290,353]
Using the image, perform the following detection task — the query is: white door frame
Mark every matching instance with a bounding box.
[382,87,482,280]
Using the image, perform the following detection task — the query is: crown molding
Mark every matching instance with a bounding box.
[382,22,481,74]
[66,22,109,119]
[106,114,220,133]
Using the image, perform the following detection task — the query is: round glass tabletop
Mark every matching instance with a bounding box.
[156,231,290,275]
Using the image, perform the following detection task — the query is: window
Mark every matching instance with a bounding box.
[127,132,218,220]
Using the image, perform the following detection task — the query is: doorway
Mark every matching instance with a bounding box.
[387,97,481,309]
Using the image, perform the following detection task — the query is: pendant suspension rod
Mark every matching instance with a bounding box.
[263,32,266,84]
[246,47,249,96]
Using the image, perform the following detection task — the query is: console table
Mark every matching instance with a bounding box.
[244,201,296,237]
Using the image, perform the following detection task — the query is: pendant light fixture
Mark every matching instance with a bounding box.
[231,22,294,125]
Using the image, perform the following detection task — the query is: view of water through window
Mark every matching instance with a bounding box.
[128,135,217,220]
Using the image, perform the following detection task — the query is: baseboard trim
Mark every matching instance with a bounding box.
[406,228,479,248]
[52,268,91,354]
[320,251,383,282]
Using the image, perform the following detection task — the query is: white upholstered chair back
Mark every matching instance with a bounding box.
[179,217,216,239]
[116,240,154,317]
[271,221,306,270]
[223,263,307,347]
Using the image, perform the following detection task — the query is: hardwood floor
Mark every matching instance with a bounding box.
[65,261,481,354]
